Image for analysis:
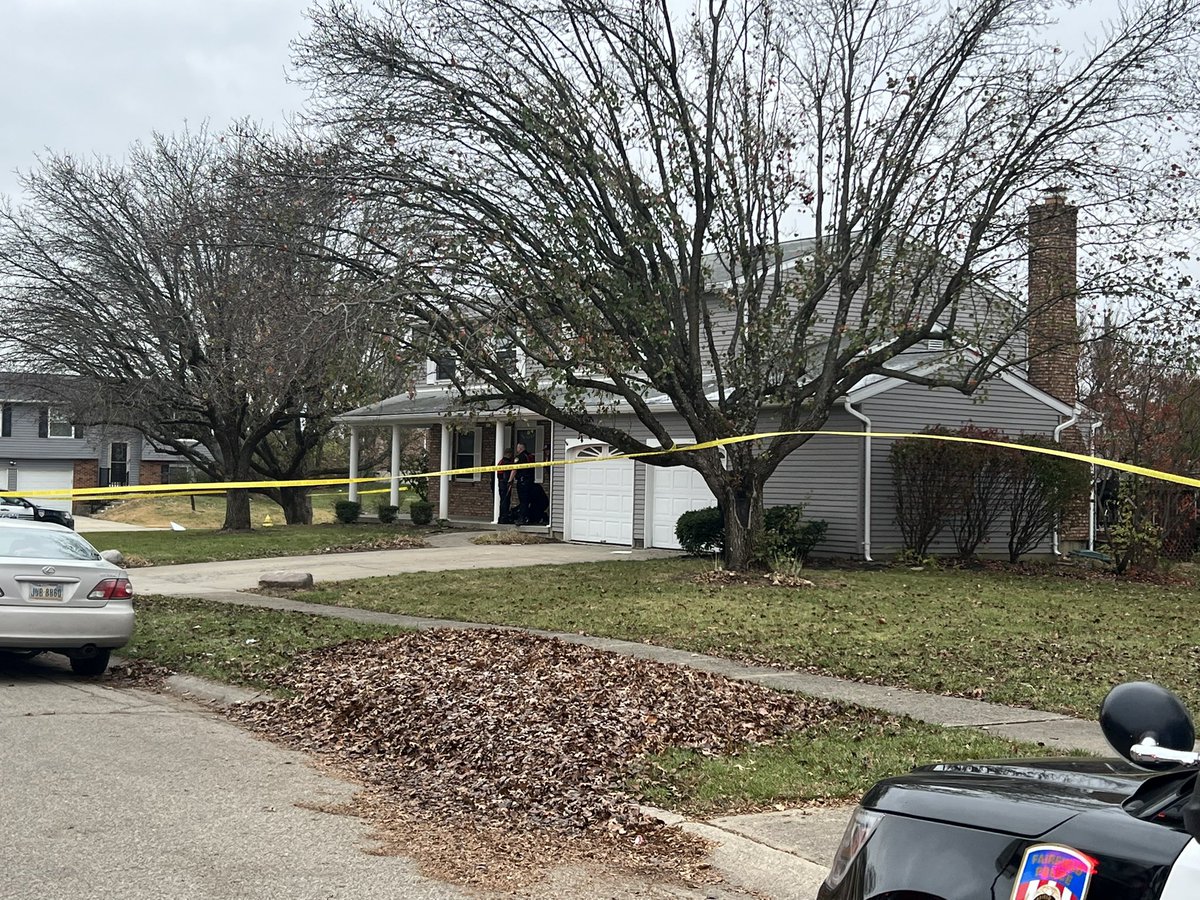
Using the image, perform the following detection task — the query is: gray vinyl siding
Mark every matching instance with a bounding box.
[0,401,92,459]
[862,380,1063,558]
[761,410,864,557]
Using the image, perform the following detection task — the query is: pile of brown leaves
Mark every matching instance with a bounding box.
[230,629,836,834]
[313,535,428,554]
[693,569,815,589]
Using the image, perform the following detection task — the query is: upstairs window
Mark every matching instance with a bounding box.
[427,355,458,384]
[1,404,10,438]
[46,409,76,439]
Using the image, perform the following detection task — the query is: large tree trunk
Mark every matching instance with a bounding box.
[222,488,252,531]
[278,486,314,525]
[719,481,766,571]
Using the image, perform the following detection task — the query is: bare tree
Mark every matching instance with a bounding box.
[298,0,1200,567]
[0,126,395,529]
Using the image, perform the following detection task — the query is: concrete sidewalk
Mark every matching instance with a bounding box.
[130,535,1117,899]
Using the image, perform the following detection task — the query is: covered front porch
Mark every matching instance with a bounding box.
[336,395,554,527]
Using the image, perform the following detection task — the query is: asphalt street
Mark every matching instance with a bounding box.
[0,653,472,900]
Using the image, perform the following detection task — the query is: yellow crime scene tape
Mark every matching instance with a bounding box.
[9,429,1196,502]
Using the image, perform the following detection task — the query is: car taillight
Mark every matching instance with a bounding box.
[88,578,134,601]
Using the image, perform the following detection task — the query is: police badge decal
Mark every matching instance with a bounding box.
[1011,844,1097,900]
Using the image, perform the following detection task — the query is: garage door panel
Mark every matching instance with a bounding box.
[649,464,715,550]
[567,448,633,545]
[17,466,75,513]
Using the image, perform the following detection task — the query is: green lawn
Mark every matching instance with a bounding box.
[639,717,1062,815]
[122,595,408,688]
[120,595,1054,811]
[91,523,425,566]
[282,558,1200,718]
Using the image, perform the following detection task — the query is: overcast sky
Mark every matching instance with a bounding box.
[1,0,311,202]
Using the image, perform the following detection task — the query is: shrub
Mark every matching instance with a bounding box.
[409,499,434,526]
[377,504,399,525]
[1005,435,1090,562]
[675,506,724,555]
[948,426,1015,558]
[761,505,828,564]
[334,500,361,524]
[890,429,972,556]
[1106,480,1164,574]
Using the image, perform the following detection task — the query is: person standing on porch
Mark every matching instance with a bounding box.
[514,441,535,524]
[497,446,516,524]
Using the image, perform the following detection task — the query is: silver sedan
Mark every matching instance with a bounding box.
[0,520,134,675]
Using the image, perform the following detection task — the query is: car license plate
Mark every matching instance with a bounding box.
[30,584,64,601]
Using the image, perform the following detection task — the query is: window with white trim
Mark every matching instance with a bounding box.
[452,427,483,481]
[426,355,458,384]
[47,409,75,438]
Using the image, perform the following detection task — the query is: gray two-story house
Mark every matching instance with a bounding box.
[336,192,1091,559]
[0,373,193,513]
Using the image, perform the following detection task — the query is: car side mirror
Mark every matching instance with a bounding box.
[1100,681,1195,771]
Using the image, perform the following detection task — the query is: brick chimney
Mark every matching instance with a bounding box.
[1026,187,1079,406]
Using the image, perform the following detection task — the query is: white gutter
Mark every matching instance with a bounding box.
[842,398,874,562]
[1088,421,1103,552]
[1051,406,1081,556]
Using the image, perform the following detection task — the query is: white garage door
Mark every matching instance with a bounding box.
[648,465,716,550]
[18,466,75,513]
[567,445,633,545]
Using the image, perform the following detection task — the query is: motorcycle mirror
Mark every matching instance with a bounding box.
[1100,681,1195,771]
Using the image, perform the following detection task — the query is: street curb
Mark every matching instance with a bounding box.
[681,822,830,899]
[161,672,268,708]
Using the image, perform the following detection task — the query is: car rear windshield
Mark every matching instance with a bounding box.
[0,528,101,561]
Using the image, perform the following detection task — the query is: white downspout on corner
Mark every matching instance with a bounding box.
[843,398,874,562]
[1051,406,1081,556]
[348,426,360,503]
[1088,421,1103,552]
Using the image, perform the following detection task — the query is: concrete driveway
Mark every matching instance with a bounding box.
[131,531,674,596]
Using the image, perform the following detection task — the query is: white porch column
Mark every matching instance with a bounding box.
[348,426,360,502]
[439,423,452,521]
[493,420,506,523]
[389,423,402,507]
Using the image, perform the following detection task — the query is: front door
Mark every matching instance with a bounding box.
[110,443,129,486]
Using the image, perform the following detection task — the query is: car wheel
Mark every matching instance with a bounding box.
[69,649,111,676]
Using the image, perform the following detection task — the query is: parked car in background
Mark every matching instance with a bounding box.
[0,521,134,675]
[0,495,75,530]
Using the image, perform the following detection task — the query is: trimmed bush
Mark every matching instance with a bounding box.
[377,504,399,525]
[334,500,361,524]
[761,505,828,563]
[675,506,724,555]
[409,499,434,526]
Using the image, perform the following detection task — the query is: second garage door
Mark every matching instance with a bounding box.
[18,465,76,513]
[566,445,633,545]
[647,464,716,550]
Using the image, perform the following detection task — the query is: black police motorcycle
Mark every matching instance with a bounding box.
[818,681,1200,899]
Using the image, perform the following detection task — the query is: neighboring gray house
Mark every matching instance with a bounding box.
[0,373,194,513]
[337,193,1089,558]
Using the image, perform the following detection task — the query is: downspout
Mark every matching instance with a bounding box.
[843,398,874,562]
[1051,406,1081,556]
[1088,421,1103,552]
